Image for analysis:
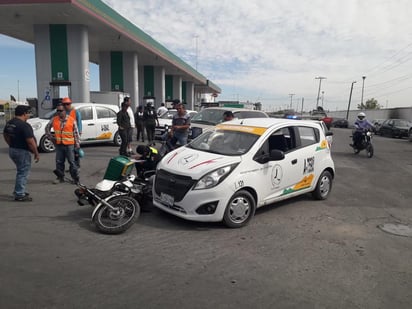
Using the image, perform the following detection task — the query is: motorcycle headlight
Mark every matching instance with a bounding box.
[193,163,238,190]
[30,121,43,131]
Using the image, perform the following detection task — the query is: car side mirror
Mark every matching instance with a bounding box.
[269,149,285,161]
[325,131,333,136]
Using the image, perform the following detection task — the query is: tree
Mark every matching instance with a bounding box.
[358,98,381,110]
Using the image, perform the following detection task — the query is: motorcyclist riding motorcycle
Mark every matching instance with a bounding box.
[351,112,374,148]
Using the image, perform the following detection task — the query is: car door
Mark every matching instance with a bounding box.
[252,126,304,204]
[94,106,118,141]
[77,105,96,142]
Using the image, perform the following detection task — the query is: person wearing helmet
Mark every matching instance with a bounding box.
[62,97,82,168]
[351,112,374,147]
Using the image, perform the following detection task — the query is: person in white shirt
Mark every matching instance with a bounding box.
[124,97,135,155]
[157,102,168,117]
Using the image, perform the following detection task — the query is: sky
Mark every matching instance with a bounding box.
[1,0,412,112]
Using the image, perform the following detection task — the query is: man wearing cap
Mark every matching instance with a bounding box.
[3,105,40,202]
[62,97,82,168]
[45,103,81,184]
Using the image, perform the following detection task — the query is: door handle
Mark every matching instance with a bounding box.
[291,159,297,164]
[88,123,95,126]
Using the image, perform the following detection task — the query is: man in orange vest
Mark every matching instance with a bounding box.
[45,103,81,184]
[62,97,82,168]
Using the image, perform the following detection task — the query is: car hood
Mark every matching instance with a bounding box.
[159,146,240,179]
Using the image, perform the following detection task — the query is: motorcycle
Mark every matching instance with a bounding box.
[73,174,141,234]
[350,129,374,158]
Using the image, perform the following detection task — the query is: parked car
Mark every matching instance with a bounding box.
[27,103,121,152]
[377,118,411,138]
[331,118,348,128]
[372,119,386,131]
[189,107,269,139]
[153,118,335,228]
[154,109,197,139]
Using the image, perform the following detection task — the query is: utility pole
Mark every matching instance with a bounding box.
[301,97,304,115]
[321,91,325,107]
[346,81,356,120]
[194,35,199,70]
[315,76,326,109]
[288,93,295,110]
[360,76,366,109]
[17,80,20,101]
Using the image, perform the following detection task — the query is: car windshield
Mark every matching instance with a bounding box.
[160,110,177,119]
[188,128,259,155]
[40,109,57,119]
[191,109,267,125]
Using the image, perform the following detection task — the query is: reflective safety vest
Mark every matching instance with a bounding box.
[149,146,158,155]
[53,116,75,145]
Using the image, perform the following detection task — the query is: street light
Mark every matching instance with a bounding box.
[315,76,326,109]
[346,81,357,120]
[360,76,366,109]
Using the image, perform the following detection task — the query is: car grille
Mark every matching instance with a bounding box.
[154,169,196,202]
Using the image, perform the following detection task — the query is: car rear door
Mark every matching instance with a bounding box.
[94,106,118,141]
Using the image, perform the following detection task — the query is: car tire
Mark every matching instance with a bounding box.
[312,170,332,200]
[223,190,256,228]
[113,131,121,146]
[39,135,55,153]
[409,129,412,142]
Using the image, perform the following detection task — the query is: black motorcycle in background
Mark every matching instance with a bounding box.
[350,129,374,158]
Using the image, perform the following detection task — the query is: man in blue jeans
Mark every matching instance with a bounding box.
[3,105,40,202]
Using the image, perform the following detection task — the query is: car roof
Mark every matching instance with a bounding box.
[219,117,324,129]
[201,107,266,113]
[72,102,119,110]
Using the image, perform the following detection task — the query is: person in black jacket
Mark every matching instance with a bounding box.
[143,102,159,143]
[134,105,145,142]
[117,102,131,156]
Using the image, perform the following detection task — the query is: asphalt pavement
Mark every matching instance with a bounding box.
[0,130,411,309]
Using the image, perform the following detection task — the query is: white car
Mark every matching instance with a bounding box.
[154,109,197,139]
[27,103,121,152]
[153,118,335,228]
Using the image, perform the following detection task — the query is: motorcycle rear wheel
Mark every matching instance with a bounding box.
[93,196,140,234]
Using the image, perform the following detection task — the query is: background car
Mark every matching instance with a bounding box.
[377,118,411,138]
[154,108,197,139]
[331,118,348,128]
[189,107,269,138]
[27,103,121,152]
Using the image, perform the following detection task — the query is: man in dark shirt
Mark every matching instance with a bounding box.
[117,102,131,156]
[3,105,40,201]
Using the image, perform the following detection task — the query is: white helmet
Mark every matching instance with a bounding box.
[357,112,366,120]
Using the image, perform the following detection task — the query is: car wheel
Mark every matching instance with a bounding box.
[312,170,332,200]
[39,135,55,153]
[223,190,256,228]
[113,131,121,146]
[409,130,412,142]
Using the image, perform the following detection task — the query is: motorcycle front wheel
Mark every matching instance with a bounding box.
[93,196,140,234]
[366,144,374,158]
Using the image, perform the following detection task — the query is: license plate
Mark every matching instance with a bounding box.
[160,192,174,206]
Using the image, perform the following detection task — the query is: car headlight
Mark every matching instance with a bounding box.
[30,121,43,131]
[193,163,238,190]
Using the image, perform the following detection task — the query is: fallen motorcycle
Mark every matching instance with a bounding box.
[74,174,141,234]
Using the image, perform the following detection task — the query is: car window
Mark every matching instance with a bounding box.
[79,106,93,120]
[96,106,116,119]
[297,126,319,148]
